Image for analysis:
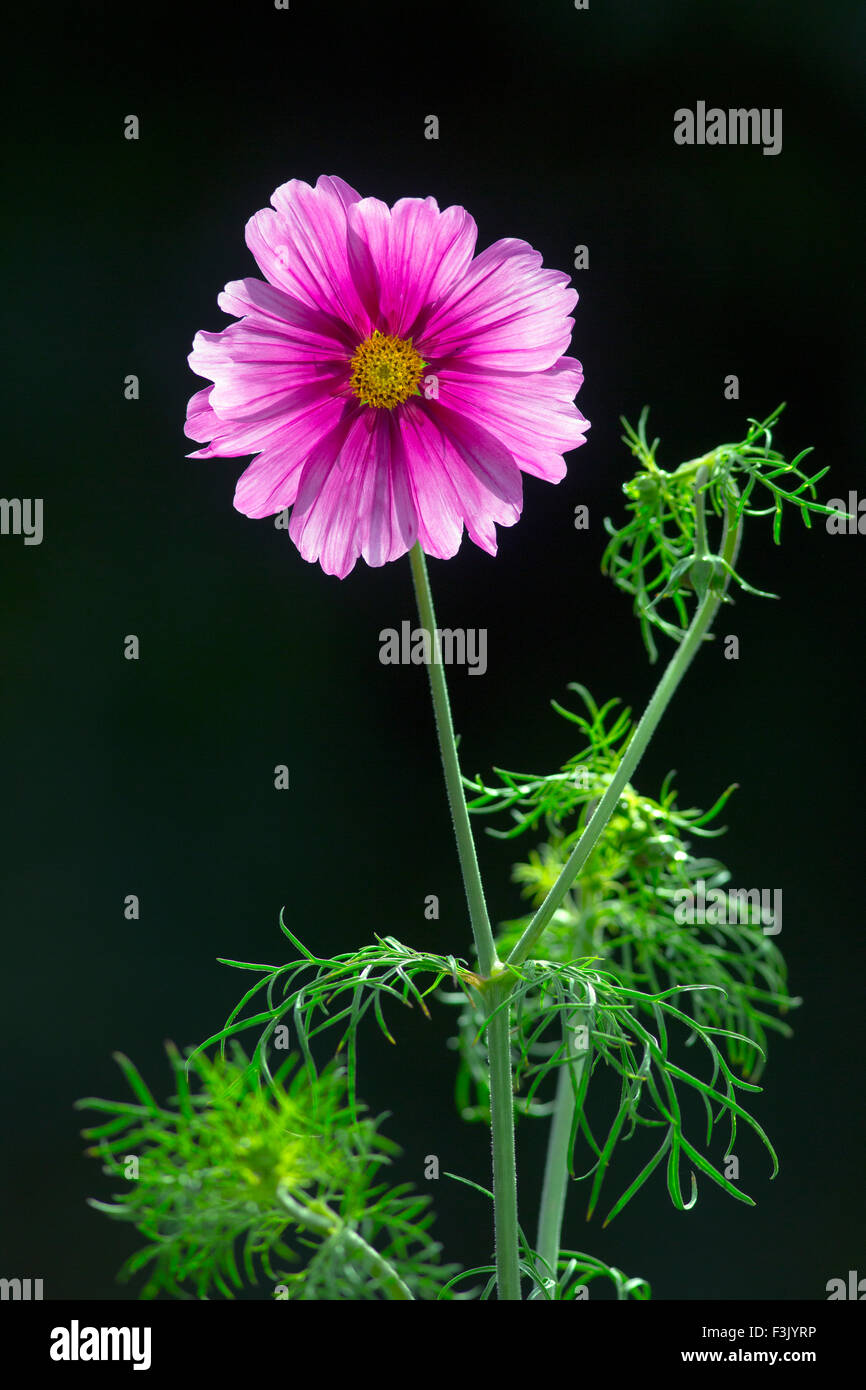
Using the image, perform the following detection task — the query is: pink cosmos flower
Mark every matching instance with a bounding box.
[185,175,589,578]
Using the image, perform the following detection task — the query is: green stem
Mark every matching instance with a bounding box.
[408,543,497,977]
[535,906,592,1285]
[486,977,522,1301]
[535,1055,578,1288]
[276,1187,414,1299]
[408,543,521,1301]
[507,472,739,972]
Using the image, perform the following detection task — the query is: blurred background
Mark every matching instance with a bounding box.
[2,0,864,1299]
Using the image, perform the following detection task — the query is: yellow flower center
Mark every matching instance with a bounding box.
[349,330,426,409]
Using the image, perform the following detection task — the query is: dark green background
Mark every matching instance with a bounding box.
[3,0,864,1299]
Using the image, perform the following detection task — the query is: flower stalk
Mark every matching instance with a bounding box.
[409,541,521,1299]
[408,544,499,978]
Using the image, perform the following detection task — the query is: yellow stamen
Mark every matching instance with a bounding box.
[349,330,426,409]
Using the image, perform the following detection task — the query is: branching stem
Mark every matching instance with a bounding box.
[276,1187,414,1300]
[507,471,738,971]
[528,475,741,1284]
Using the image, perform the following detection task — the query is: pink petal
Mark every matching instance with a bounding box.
[345,195,477,339]
[190,321,349,421]
[397,400,523,557]
[244,175,373,338]
[289,409,418,577]
[217,278,355,356]
[185,386,220,442]
[187,383,345,461]
[232,395,352,517]
[433,357,589,482]
[417,239,577,371]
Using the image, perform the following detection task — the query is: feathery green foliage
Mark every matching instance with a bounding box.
[77,1044,454,1299]
[462,685,799,1081]
[602,404,834,660]
[189,921,483,1105]
[448,677,799,1230]
[446,956,780,1227]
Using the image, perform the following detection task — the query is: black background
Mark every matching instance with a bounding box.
[2,0,864,1301]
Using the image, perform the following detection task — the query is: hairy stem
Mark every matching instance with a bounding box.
[409,544,497,977]
[409,543,521,1300]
